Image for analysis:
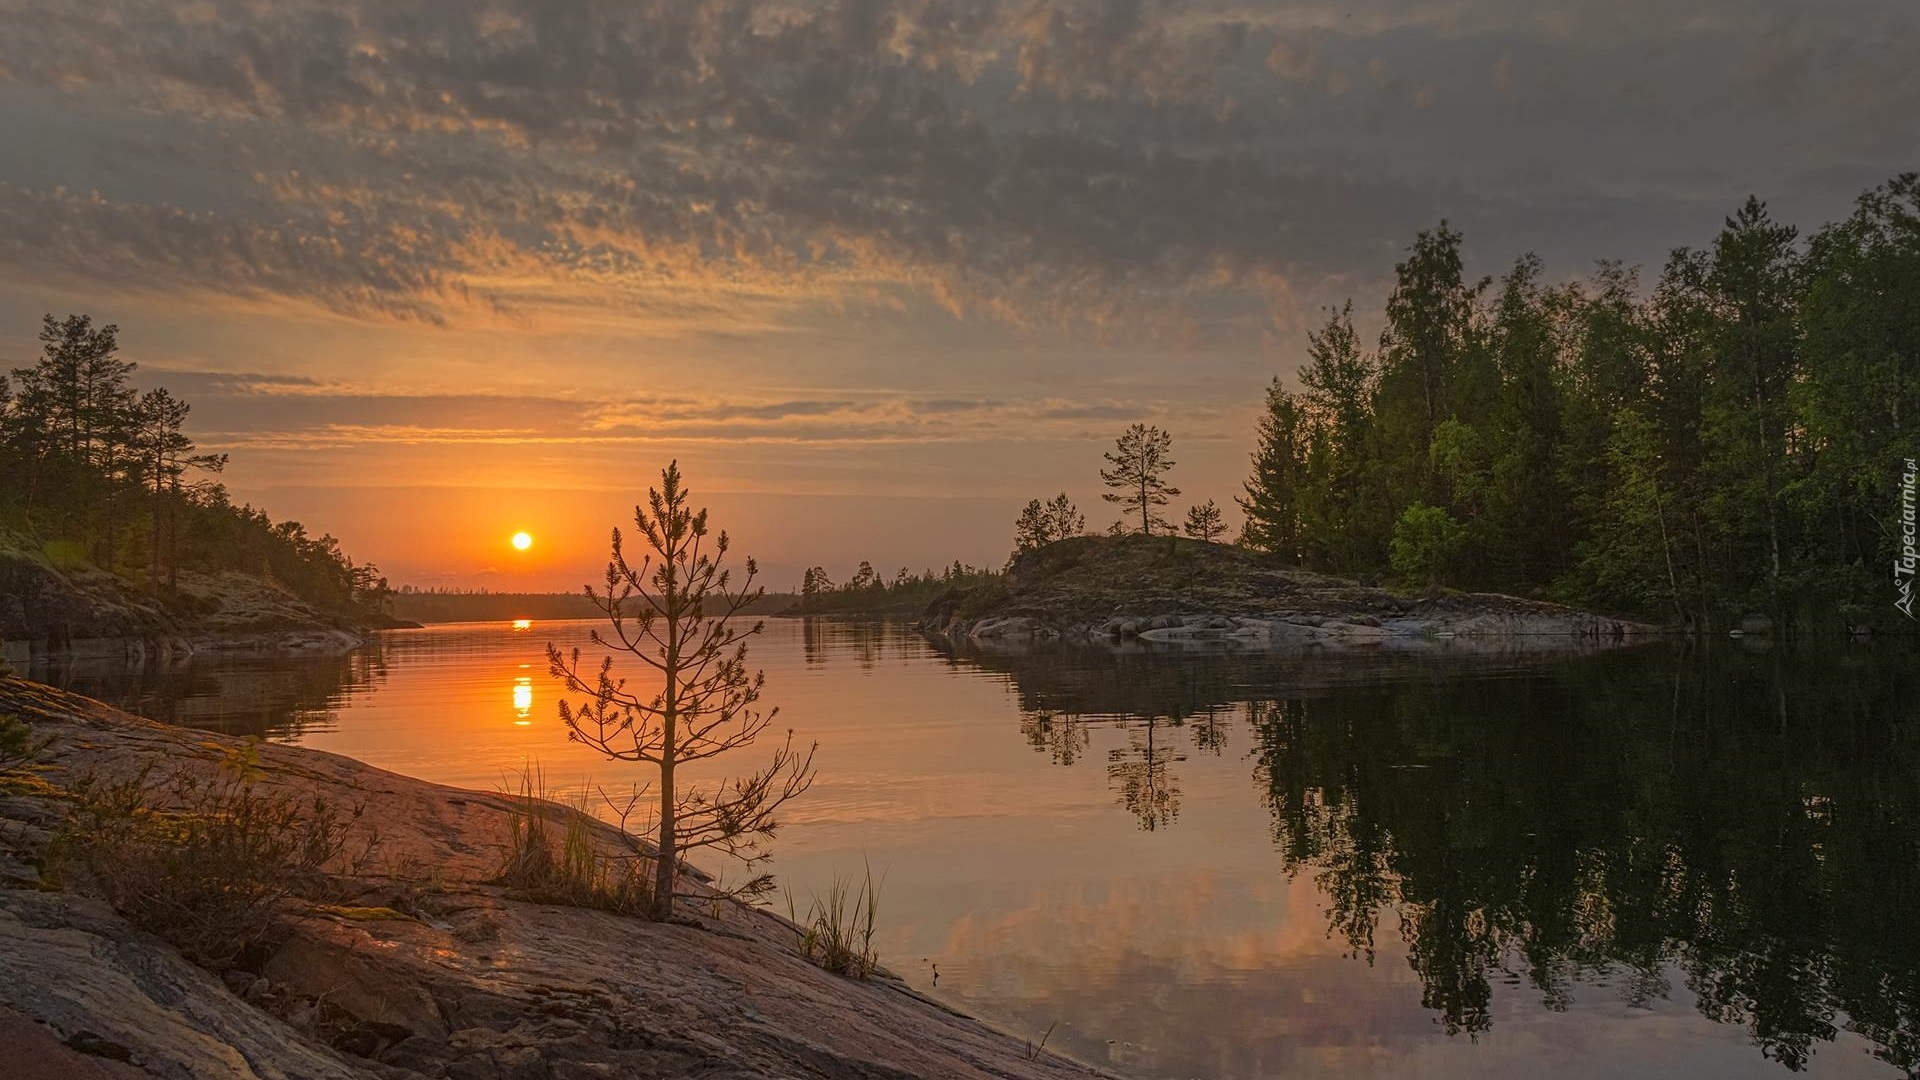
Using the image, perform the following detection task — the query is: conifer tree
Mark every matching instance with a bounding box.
[1298,303,1381,570]
[1045,492,1085,539]
[9,314,134,534]
[548,462,816,915]
[1013,492,1086,553]
[131,388,226,588]
[1237,381,1310,561]
[1101,424,1180,535]
[1183,500,1226,543]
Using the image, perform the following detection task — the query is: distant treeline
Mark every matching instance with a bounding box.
[796,561,999,615]
[1234,176,1920,631]
[390,587,798,623]
[0,315,390,619]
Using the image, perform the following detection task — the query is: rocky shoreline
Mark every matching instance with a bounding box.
[931,607,1647,649]
[919,535,1660,650]
[1,546,379,670]
[0,679,1112,1080]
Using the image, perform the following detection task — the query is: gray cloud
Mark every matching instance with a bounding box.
[121,367,1216,451]
[0,0,1912,339]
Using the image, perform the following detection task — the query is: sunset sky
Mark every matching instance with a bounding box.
[2,0,1913,589]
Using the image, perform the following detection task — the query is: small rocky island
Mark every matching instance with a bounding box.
[0,679,1110,1080]
[921,535,1657,648]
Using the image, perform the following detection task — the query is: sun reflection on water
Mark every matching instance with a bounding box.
[512,676,533,724]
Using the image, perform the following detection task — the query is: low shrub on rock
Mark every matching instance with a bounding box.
[52,744,366,968]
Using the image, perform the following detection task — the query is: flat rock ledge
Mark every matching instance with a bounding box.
[0,679,1113,1080]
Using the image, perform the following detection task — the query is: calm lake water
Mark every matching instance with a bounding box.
[31,620,1920,1080]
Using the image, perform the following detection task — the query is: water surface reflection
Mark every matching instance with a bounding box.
[30,621,1918,1079]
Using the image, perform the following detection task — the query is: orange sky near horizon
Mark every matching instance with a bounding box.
[3,0,1910,588]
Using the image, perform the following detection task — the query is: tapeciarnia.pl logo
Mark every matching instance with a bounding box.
[1898,457,1918,620]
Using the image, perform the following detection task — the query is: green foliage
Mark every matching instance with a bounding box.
[1234,174,1920,629]
[1296,302,1382,571]
[1,313,390,618]
[1558,409,1688,619]
[1389,504,1465,585]
[1375,222,1493,508]
[1236,380,1311,560]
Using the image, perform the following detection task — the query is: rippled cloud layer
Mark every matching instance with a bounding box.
[1,0,1911,581]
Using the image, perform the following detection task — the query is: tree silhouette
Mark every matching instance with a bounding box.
[548,461,816,915]
[1013,491,1086,554]
[1183,499,1226,543]
[130,387,226,589]
[1237,379,1311,561]
[1101,423,1180,535]
[1,313,388,616]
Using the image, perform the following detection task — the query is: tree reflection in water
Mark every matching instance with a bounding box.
[952,638,1920,1077]
[27,639,390,740]
[1106,715,1184,830]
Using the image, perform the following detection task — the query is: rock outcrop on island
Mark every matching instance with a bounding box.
[0,542,367,666]
[921,535,1660,649]
[0,679,1113,1080]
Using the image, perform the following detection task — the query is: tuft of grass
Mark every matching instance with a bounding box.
[787,860,884,979]
[496,764,654,917]
[50,753,366,969]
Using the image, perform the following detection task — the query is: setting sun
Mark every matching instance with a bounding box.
[511,531,533,551]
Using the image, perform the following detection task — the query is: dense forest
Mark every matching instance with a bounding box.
[1236,176,1919,632]
[387,585,798,623]
[0,314,391,620]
